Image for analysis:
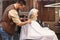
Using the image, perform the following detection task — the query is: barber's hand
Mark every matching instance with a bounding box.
[27,19,31,24]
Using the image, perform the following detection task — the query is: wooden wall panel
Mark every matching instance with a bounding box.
[48,8,55,21]
[37,1,55,21]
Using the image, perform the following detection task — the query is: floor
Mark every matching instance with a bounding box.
[0,33,60,40]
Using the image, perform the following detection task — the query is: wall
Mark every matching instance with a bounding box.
[0,0,2,20]
[55,8,59,22]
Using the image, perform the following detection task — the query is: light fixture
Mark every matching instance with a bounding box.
[44,3,60,7]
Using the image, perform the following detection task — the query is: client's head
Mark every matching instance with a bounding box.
[28,8,38,20]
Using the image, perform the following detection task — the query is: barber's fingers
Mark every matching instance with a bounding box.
[28,19,31,23]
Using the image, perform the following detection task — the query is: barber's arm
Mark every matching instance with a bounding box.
[8,9,31,26]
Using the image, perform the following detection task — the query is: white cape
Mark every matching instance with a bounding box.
[20,21,58,40]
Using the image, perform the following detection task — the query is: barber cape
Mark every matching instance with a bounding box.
[20,21,58,40]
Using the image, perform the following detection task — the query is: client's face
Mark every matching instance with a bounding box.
[32,13,38,20]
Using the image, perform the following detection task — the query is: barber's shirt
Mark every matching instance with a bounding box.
[8,9,21,25]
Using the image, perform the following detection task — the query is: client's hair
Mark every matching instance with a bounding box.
[28,8,38,20]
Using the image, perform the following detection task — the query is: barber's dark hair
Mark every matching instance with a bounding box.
[17,0,26,5]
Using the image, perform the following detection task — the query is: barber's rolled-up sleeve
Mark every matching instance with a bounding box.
[8,9,21,25]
